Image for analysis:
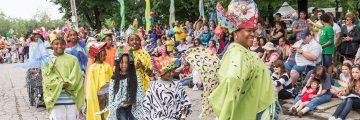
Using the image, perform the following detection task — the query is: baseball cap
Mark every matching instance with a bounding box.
[300,29,311,39]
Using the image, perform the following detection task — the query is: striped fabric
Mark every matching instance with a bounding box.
[55,90,75,105]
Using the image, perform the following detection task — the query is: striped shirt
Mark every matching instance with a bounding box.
[272,72,293,92]
[55,90,75,105]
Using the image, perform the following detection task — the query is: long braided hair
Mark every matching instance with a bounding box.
[112,53,138,104]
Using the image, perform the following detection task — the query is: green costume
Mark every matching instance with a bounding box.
[209,43,276,120]
[42,53,84,112]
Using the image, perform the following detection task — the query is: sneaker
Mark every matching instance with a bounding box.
[290,107,296,115]
[328,116,336,120]
[192,85,199,91]
[335,118,342,120]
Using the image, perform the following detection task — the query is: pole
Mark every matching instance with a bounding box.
[70,0,79,30]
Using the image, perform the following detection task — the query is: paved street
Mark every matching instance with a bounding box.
[0,64,48,120]
[1,63,314,120]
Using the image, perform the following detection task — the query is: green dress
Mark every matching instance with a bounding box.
[42,53,84,112]
[209,43,276,120]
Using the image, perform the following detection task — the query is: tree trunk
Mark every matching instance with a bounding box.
[298,0,308,18]
[94,5,101,30]
[84,12,95,29]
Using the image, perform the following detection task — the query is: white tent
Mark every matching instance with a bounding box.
[275,2,297,19]
[308,7,343,14]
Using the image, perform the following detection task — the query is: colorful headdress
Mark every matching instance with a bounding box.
[99,31,113,41]
[88,42,106,58]
[217,0,258,31]
[152,55,177,75]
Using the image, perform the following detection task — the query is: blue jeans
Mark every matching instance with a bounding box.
[116,106,135,120]
[333,98,360,119]
[322,54,333,67]
[293,91,332,110]
[179,77,193,86]
[284,60,295,73]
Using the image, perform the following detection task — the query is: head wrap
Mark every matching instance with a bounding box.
[152,55,177,75]
[99,31,113,41]
[88,42,106,58]
[216,0,258,31]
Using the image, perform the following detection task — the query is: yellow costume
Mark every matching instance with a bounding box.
[133,49,153,92]
[86,63,113,120]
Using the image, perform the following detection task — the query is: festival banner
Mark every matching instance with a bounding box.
[145,0,151,33]
[169,0,175,25]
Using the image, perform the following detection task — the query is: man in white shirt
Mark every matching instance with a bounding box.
[289,29,322,84]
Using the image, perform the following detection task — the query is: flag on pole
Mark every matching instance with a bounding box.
[118,0,125,32]
[169,0,175,25]
[145,0,151,33]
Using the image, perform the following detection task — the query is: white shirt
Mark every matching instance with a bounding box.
[294,39,322,66]
[333,23,341,35]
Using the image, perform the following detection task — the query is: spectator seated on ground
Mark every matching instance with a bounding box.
[176,62,193,86]
[287,29,322,85]
[262,42,280,70]
[250,37,265,58]
[291,66,332,117]
[289,80,322,116]
[277,37,291,60]
[145,38,157,53]
[176,39,188,53]
[151,40,166,57]
[329,65,360,120]
[331,63,352,97]
[272,60,294,100]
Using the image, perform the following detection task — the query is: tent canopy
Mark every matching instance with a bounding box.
[275,2,296,19]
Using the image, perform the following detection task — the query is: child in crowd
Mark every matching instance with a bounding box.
[143,57,192,119]
[4,49,11,63]
[207,40,217,54]
[178,62,193,86]
[290,80,321,115]
[332,63,352,97]
[10,42,18,63]
[166,36,175,54]
[96,53,144,120]
[86,42,113,120]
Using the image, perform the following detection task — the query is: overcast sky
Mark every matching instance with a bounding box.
[0,0,64,20]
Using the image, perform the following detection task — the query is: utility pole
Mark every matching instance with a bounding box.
[70,0,78,30]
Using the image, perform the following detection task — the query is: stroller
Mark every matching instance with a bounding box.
[26,68,45,107]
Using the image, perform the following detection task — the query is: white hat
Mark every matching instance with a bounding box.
[262,42,277,51]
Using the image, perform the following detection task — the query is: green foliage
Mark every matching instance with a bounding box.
[0,11,64,36]
[103,18,116,29]
[49,0,359,29]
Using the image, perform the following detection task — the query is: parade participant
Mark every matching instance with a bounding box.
[14,29,51,68]
[209,0,276,119]
[143,56,192,120]
[65,30,88,72]
[125,34,153,92]
[86,42,113,120]
[97,53,144,120]
[86,31,116,69]
[42,32,84,120]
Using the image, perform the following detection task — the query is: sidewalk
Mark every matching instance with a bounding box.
[280,98,360,120]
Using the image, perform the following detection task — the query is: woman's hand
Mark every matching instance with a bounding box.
[63,81,70,88]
